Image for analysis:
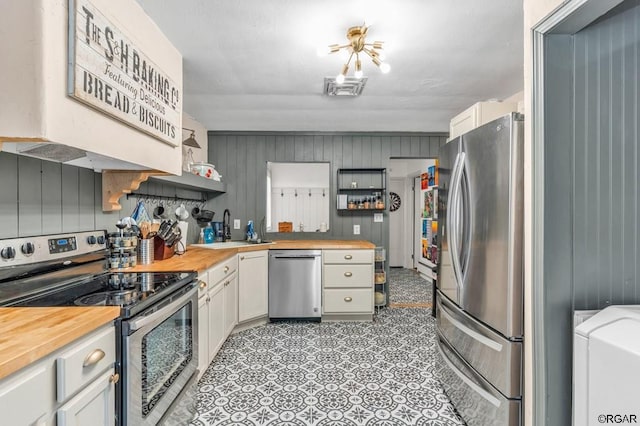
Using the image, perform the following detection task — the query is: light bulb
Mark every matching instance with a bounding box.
[336,74,345,84]
[380,63,391,74]
[354,69,363,79]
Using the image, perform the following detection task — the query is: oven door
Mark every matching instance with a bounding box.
[122,284,198,426]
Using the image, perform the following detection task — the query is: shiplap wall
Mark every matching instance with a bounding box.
[543,3,640,425]
[0,152,206,243]
[206,133,447,250]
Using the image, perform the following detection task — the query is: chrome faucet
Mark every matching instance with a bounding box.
[223,209,231,241]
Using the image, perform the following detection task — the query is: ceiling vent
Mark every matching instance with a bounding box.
[323,77,367,97]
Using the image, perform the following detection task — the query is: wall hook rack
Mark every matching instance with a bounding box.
[127,192,206,207]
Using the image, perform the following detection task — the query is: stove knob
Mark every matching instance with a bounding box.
[21,242,34,256]
[87,236,97,245]
[1,247,16,260]
[97,235,106,245]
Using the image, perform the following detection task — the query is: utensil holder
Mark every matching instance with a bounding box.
[137,239,154,265]
[153,236,175,260]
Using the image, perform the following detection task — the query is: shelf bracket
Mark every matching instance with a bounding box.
[102,170,167,212]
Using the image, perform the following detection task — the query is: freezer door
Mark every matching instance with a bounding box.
[460,114,524,338]
[437,292,522,398]
[437,137,462,304]
[435,331,521,426]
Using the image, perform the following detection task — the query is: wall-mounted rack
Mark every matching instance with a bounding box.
[126,192,206,206]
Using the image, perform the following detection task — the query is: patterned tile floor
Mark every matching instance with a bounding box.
[387,268,433,305]
[191,269,464,426]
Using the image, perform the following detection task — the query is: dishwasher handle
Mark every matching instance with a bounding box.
[273,255,319,259]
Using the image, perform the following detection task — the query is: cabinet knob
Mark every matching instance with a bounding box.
[344,255,352,260]
[206,296,211,302]
[109,373,120,384]
[240,256,245,260]
[344,272,353,277]
[199,280,207,289]
[344,297,353,302]
[83,349,105,367]
[224,266,229,273]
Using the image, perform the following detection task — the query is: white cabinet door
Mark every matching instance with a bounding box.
[238,251,268,322]
[0,363,51,426]
[223,273,238,337]
[197,294,209,375]
[208,282,225,363]
[56,370,115,426]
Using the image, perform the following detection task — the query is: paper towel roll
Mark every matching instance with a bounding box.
[177,221,189,251]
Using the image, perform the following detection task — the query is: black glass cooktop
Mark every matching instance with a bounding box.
[10,271,197,318]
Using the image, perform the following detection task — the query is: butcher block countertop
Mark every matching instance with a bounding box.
[130,240,375,273]
[0,240,373,379]
[0,307,120,380]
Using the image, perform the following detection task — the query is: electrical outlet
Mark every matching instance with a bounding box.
[353,224,360,235]
[233,219,241,229]
[374,213,383,223]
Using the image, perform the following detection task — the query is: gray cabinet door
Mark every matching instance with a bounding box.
[57,370,115,426]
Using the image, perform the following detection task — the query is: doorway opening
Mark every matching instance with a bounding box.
[387,158,437,279]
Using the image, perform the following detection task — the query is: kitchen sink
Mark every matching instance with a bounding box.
[191,241,273,249]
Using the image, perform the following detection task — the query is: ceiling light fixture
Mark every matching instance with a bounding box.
[323,24,390,84]
[182,128,200,148]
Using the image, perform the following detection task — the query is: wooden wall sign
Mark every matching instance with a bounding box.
[67,0,181,146]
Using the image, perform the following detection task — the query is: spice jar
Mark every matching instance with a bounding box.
[364,197,370,209]
[348,197,356,210]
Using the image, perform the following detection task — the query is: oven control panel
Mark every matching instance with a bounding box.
[0,230,108,266]
[48,237,77,254]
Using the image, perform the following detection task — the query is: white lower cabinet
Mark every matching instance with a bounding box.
[0,323,116,426]
[322,249,374,320]
[57,369,115,426]
[238,251,268,323]
[197,256,239,377]
[0,363,51,425]
[197,288,210,376]
[223,272,238,336]
[208,280,226,359]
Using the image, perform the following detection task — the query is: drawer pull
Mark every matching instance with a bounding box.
[344,272,353,277]
[344,297,353,302]
[224,266,229,273]
[83,349,105,367]
[344,255,353,260]
[109,373,120,384]
[206,296,211,302]
[199,280,207,289]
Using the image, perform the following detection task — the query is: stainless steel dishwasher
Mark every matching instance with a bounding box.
[268,249,322,320]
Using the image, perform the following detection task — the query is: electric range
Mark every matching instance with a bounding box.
[0,230,199,426]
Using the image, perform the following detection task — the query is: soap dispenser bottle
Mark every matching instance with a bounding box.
[246,220,255,241]
[203,223,214,244]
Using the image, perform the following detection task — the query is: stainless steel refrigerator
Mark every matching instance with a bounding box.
[436,113,524,426]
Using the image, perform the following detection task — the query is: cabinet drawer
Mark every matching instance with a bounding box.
[324,289,373,313]
[197,271,209,299]
[323,249,373,264]
[56,326,115,402]
[324,264,373,288]
[210,255,238,285]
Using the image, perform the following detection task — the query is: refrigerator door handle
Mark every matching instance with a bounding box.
[439,298,503,352]
[448,152,466,299]
[446,153,460,291]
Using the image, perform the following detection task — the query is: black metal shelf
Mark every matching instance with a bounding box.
[337,187,386,192]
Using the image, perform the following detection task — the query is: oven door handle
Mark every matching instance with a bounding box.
[128,286,197,332]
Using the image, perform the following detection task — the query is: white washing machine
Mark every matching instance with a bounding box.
[574,305,640,426]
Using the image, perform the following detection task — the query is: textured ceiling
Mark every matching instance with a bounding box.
[137,0,524,132]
